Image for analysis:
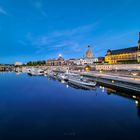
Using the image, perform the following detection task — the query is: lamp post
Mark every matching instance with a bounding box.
[115,67,118,73]
[132,72,137,80]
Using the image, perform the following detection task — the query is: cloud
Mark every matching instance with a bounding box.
[0,6,8,15]
[18,40,28,46]
[23,22,99,54]
[93,29,139,56]
[32,1,47,17]
[34,1,42,9]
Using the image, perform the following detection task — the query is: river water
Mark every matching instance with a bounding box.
[0,72,140,140]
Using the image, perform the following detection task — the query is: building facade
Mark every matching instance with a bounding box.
[74,46,98,65]
[46,55,65,66]
[96,64,140,71]
[15,62,23,66]
[105,32,140,64]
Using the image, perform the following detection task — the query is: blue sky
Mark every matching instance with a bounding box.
[0,0,140,64]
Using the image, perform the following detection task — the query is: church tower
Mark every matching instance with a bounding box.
[86,45,93,59]
[138,32,140,50]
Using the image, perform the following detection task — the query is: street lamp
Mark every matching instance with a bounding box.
[115,67,118,72]
[132,72,137,80]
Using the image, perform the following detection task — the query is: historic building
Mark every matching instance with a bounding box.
[105,32,140,64]
[65,59,76,66]
[15,62,23,66]
[46,54,65,66]
[74,46,98,65]
[97,57,105,63]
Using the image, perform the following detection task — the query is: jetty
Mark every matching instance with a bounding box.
[81,71,140,94]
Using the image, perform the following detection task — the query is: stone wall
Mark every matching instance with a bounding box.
[95,64,140,71]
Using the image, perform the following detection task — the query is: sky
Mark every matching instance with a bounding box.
[0,0,140,64]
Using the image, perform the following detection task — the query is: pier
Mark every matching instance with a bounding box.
[81,71,140,94]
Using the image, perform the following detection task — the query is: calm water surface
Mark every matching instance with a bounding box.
[0,72,140,140]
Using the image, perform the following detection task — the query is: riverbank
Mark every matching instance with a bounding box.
[81,71,140,94]
[1,65,140,94]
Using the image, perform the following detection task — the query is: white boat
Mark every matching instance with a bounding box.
[22,68,31,73]
[28,68,44,76]
[57,73,68,81]
[48,72,57,79]
[68,74,96,87]
[57,72,79,81]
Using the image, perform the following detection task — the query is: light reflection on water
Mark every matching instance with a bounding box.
[0,72,140,140]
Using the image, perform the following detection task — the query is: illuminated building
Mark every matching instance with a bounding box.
[74,45,98,65]
[46,55,65,66]
[105,32,140,64]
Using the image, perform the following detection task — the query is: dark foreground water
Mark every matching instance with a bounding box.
[0,72,140,140]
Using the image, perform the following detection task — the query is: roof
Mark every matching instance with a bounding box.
[109,46,138,55]
[57,56,64,61]
[98,57,104,59]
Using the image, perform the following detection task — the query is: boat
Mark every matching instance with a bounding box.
[48,72,58,79]
[57,73,68,81]
[67,83,95,90]
[68,74,96,88]
[28,68,44,76]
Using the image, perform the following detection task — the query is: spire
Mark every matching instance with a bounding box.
[138,32,140,49]
[138,32,140,43]
[87,45,91,49]
[86,45,93,58]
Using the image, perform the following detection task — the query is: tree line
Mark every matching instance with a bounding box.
[26,60,46,66]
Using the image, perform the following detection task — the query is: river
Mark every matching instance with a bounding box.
[0,72,140,140]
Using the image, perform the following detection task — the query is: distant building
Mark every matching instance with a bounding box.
[65,59,76,66]
[46,55,65,66]
[105,32,140,64]
[15,62,23,66]
[74,45,98,65]
[97,57,105,63]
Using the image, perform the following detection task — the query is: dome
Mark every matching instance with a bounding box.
[58,56,64,61]
[86,46,93,59]
[107,49,111,52]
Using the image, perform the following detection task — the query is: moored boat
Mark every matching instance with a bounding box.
[57,73,68,81]
[68,74,96,87]
[28,68,44,76]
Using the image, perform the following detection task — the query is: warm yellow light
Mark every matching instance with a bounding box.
[85,67,90,72]
[132,95,136,99]
[112,80,115,83]
[135,100,139,105]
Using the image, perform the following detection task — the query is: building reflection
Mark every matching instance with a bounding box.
[66,83,97,91]
[106,87,140,118]
[106,88,116,95]
[135,100,140,118]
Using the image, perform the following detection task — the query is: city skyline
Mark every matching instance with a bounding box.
[0,0,140,64]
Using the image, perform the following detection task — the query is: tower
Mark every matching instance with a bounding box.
[137,32,140,63]
[138,32,140,50]
[86,45,93,59]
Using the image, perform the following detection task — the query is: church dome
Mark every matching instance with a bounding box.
[58,56,64,61]
[86,46,93,58]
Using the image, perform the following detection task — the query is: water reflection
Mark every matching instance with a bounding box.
[136,101,140,118]
[1,72,139,140]
[50,76,140,118]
